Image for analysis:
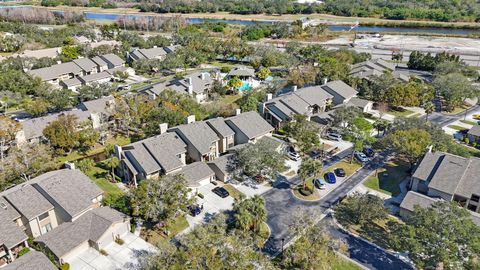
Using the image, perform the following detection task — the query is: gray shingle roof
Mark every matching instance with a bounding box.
[91,56,108,68]
[400,191,439,212]
[174,161,215,188]
[3,184,54,220]
[346,97,372,108]
[123,132,187,174]
[413,151,480,199]
[29,62,82,81]
[35,207,127,258]
[100,54,125,67]
[207,153,237,176]
[226,111,274,140]
[0,197,21,220]
[0,211,28,249]
[207,117,235,137]
[142,72,212,96]
[73,58,97,72]
[62,77,82,88]
[228,67,255,77]
[79,96,115,116]
[322,80,357,101]
[78,71,112,84]
[468,125,480,137]
[33,169,103,219]
[3,250,57,270]
[136,47,168,59]
[173,121,219,155]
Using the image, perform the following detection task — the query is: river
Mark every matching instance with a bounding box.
[1,5,479,35]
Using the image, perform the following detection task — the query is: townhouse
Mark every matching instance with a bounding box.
[0,169,129,266]
[128,45,178,61]
[140,72,214,103]
[28,54,127,91]
[400,151,480,226]
[350,58,410,83]
[116,111,274,187]
[261,80,371,128]
[15,96,115,145]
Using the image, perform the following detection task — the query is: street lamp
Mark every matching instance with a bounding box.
[281,238,285,259]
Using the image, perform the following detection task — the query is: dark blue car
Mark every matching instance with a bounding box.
[324,172,337,184]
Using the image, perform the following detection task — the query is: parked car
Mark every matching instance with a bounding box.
[212,187,229,198]
[334,168,346,177]
[310,149,324,160]
[287,151,301,161]
[314,178,327,189]
[354,151,369,163]
[363,147,375,158]
[324,172,337,184]
[188,204,202,216]
[326,132,342,141]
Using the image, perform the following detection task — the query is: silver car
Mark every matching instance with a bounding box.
[326,133,342,141]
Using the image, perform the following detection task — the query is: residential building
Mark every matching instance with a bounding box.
[128,45,177,61]
[140,72,213,103]
[98,53,125,69]
[409,151,480,214]
[91,56,109,72]
[116,130,187,186]
[2,250,57,270]
[15,96,115,145]
[0,169,105,266]
[73,58,98,75]
[35,207,130,264]
[226,66,255,81]
[467,125,480,144]
[350,59,410,83]
[207,153,237,182]
[174,161,216,188]
[78,71,112,86]
[28,62,83,84]
[225,111,274,144]
[321,80,358,106]
[171,116,220,162]
[206,117,235,154]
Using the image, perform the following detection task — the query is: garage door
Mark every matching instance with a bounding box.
[98,222,129,248]
[62,241,90,263]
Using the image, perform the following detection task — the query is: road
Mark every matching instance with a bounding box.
[262,149,414,270]
[423,104,480,127]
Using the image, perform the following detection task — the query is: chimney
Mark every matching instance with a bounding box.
[159,123,168,134]
[187,77,193,95]
[114,145,123,160]
[57,60,62,65]
[266,93,273,101]
[235,108,241,115]
[323,78,328,85]
[153,45,157,48]
[186,115,195,124]
[427,145,433,153]
[64,161,75,170]
[293,85,298,92]
[201,73,206,80]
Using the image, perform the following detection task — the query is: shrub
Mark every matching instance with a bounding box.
[17,247,30,257]
[299,186,313,196]
[100,249,108,256]
[197,193,204,199]
[60,263,70,270]
[130,223,136,233]
[220,66,231,73]
[115,238,125,245]
[464,137,470,145]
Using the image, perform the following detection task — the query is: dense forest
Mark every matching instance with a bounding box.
[41,0,480,22]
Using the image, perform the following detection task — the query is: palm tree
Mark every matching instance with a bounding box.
[105,157,120,180]
[250,195,267,232]
[423,102,435,122]
[233,195,267,232]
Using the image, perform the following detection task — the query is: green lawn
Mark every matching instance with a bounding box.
[363,160,409,196]
[292,179,321,201]
[408,112,421,118]
[447,124,469,131]
[56,136,131,164]
[460,119,477,125]
[84,160,123,197]
[223,184,245,201]
[444,105,471,115]
[221,94,242,105]
[141,215,189,245]
[388,108,415,117]
[325,160,362,177]
[332,258,364,270]
[347,215,403,250]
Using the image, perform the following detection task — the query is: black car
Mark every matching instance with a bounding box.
[310,149,324,160]
[334,168,346,177]
[363,147,375,158]
[212,187,230,198]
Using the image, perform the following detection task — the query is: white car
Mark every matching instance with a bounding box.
[287,151,301,161]
[326,133,342,141]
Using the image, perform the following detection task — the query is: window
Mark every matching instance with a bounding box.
[38,212,49,221]
[467,204,477,212]
[471,194,480,203]
[41,223,52,234]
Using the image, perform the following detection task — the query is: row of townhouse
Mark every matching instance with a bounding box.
[15,96,115,145]
[115,110,275,188]
[260,80,373,129]
[27,54,128,91]
[399,150,480,226]
[0,168,130,267]
[128,45,178,62]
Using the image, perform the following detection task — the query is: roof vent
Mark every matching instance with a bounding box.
[0,202,7,210]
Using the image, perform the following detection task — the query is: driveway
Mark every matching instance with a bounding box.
[69,233,156,270]
[185,183,234,231]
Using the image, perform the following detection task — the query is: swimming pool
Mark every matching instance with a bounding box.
[238,82,252,92]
